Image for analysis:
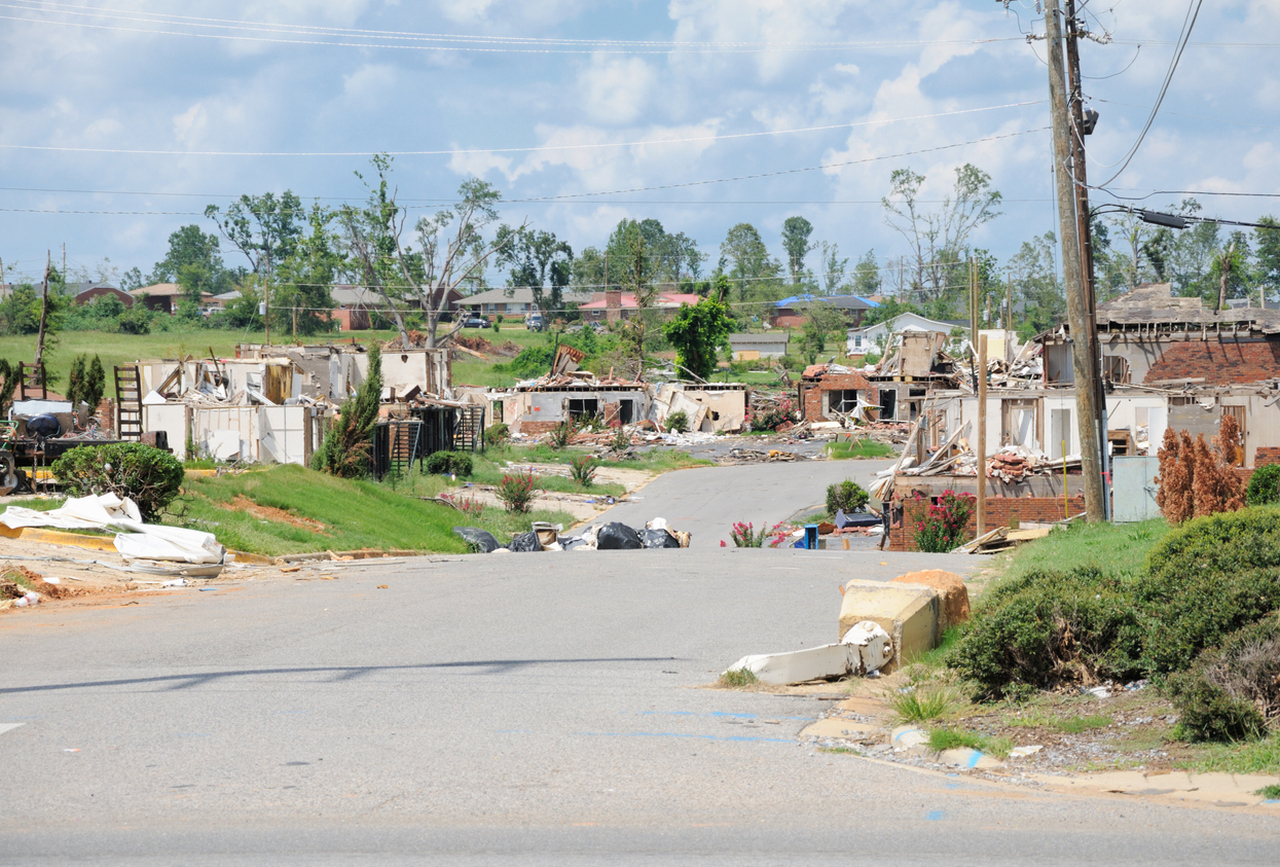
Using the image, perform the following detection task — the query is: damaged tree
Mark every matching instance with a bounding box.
[341,155,522,349]
[312,345,383,478]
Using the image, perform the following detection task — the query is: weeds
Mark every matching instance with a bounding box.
[1255,784,1280,799]
[719,668,759,688]
[568,455,597,488]
[548,419,575,450]
[889,687,961,723]
[927,728,1014,758]
[1057,714,1113,734]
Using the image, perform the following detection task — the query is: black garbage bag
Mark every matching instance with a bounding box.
[596,521,643,550]
[26,414,61,439]
[453,526,501,554]
[641,528,682,549]
[559,534,590,551]
[507,531,543,553]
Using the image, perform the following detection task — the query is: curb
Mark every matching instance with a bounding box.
[0,525,117,552]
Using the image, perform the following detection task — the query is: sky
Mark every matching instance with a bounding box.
[1,0,1278,289]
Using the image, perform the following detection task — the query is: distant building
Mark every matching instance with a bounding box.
[729,332,790,360]
[578,290,703,323]
[771,294,878,329]
[846,312,959,355]
[128,282,213,314]
[456,286,593,319]
[73,281,134,307]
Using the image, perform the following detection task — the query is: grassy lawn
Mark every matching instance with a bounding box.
[172,464,575,556]
[994,516,1172,584]
[824,439,894,460]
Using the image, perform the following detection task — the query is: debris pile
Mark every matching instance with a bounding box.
[453,517,691,553]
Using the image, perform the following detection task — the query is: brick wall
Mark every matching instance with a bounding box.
[890,494,1087,552]
[1256,447,1280,466]
[1143,338,1280,385]
[800,372,878,421]
[514,419,560,436]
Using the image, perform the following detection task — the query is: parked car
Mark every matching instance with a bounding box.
[461,315,488,329]
[526,313,545,332]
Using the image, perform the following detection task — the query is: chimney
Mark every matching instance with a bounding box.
[605,289,622,324]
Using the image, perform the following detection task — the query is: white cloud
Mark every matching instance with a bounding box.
[578,54,657,125]
[172,103,209,145]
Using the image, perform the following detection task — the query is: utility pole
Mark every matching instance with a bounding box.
[35,251,51,372]
[977,333,988,537]
[1065,0,1111,520]
[1045,0,1105,522]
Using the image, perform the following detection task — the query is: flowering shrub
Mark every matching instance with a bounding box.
[750,396,796,432]
[730,520,788,548]
[911,490,976,553]
[569,455,598,488]
[497,470,539,513]
[439,492,485,519]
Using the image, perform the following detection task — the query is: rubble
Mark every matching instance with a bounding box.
[452,517,691,553]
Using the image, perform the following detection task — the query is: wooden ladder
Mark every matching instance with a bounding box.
[115,364,143,441]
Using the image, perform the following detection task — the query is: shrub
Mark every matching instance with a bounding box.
[424,451,474,477]
[666,410,689,433]
[911,490,975,553]
[312,345,382,478]
[1140,507,1280,672]
[492,321,500,333]
[548,419,575,450]
[1154,415,1245,524]
[947,567,1145,699]
[730,520,787,547]
[1246,464,1280,506]
[826,479,869,516]
[750,396,796,432]
[610,425,631,453]
[569,455,597,488]
[51,442,185,521]
[496,470,538,513]
[484,423,510,446]
[1166,617,1280,742]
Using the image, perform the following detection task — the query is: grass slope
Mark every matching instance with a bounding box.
[174,464,572,556]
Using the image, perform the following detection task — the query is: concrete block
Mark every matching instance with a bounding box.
[890,569,970,633]
[838,579,940,671]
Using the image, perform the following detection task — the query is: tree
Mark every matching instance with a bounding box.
[1007,231,1065,339]
[663,297,732,382]
[495,226,573,316]
[720,222,780,303]
[341,156,517,348]
[881,163,1002,302]
[153,224,233,305]
[1255,217,1280,306]
[312,345,383,478]
[119,266,146,292]
[798,301,845,364]
[66,353,105,411]
[781,216,816,287]
[852,248,881,297]
[616,221,659,377]
[819,242,848,295]
[274,203,343,336]
[1210,236,1250,311]
[599,219,703,288]
[205,192,305,338]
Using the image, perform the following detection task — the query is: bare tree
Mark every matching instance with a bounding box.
[882,164,1002,302]
[341,155,522,348]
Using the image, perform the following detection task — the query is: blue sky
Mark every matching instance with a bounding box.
[1,0,1278,288]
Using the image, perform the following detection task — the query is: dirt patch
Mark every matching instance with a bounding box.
[228,495,330,534]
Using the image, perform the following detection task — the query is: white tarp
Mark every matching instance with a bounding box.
[0,494,225,564]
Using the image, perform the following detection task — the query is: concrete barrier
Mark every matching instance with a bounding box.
[838,579,941,671]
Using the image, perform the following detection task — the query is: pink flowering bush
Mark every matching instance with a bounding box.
[730,520,789,548]
[911,490,976,553]
[440,492,485,519]
[750,397,797,432]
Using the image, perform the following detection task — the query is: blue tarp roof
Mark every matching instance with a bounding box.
[774,294,879,309]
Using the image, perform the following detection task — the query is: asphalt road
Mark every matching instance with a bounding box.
[594,457,895,545]
[2,462,1278,864]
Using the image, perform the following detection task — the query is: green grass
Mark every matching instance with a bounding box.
[1181,733,1280,776]
[824,439,894,460]
[999,516,1172,583]
[718,668,759,688]
[171,463,575,556]
[1256,784,1280,799]
[889,686,963,723]
[1056,714,1114,734]
[927,728,1014,758]
[906,626,962,669]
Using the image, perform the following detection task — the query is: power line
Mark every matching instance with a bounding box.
[0,1,1024,55]
[0,102,1045,158]
[1092,0,1204,185]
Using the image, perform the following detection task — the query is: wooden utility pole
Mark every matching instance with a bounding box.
[1006,271,1014,332]
[1046,0,1105,521]
[1065,0,1111,520]
[977,334,988,536]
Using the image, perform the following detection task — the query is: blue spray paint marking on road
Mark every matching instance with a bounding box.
[966,751,983,768]
[926,811,945,821]
[578,731,793,744]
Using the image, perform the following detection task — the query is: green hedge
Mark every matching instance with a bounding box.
[1166,617,1280,742]
[51,442,184,521]
[424,451,474,477]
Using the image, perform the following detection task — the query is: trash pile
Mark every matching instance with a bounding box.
[453,517,691,554]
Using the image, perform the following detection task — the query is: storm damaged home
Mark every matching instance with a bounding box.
[875,282,1280,544]
[126,341,463,466]
[495,345,748,435]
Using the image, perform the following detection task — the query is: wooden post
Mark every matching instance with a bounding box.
[976,335,988,537]
[34,251,51,370]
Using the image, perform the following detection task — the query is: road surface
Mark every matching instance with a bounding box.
[2,461,1277,864]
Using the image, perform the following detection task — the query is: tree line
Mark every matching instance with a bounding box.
[4,156,1278,347]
